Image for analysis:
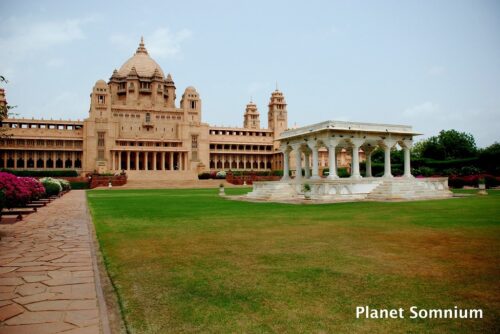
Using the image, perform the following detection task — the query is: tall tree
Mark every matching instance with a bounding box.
[418,129,477,160]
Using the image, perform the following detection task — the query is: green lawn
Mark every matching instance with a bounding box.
[87,188,500,334]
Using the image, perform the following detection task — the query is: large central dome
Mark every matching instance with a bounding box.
[117,37,165,78]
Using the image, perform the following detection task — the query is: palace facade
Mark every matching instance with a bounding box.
[0,38,360,180]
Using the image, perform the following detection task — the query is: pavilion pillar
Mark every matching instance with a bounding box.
[127,151,131,170]
[292,143,302,181]
[307,141,320,180]
[402,140,413,178]
[304,151,311,178]
[145,152,149,170]
[153,152,157,170]
[135,152,139,170]
[382,139,397,178]
[350,138,365,179]
[170,152,174,170]
[161,152,165,170]
[112,152,115,171]
[363,146,376,177]
[118,151,122,171]
[326,138,341,179]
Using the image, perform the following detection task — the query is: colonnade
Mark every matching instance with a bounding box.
[281,138,413,181]
[209,153,273,170]
[111,150,188,171]
[0,150,83,169]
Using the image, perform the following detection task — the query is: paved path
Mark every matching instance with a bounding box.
[0,190,108,334]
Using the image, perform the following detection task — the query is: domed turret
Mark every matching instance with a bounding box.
[244,99,260,129]
[117,37,165,78]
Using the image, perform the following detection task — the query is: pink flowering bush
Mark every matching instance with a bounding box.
[0,172,46,209]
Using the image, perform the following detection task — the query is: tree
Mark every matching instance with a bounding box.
[0,75,16,137]
[479,142,500,175]
[418,129,477,160]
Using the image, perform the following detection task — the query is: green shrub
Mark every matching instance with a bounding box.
[198,172,211,180]
[272,170,284,176]
[338,168,350,178]
[459,166,481,176]
[70,181,89,189]
[413,166,435,177]
[1,169,79,177]
[215,171,226,179]
[40,177,62,196]
[58,179,71,191]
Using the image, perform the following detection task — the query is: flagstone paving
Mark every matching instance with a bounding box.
[0,190,107,334]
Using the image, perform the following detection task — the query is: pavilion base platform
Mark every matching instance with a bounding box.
[239,177,452,203]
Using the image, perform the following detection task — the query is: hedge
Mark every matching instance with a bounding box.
[1,169,79,177]
[70,181,89,189]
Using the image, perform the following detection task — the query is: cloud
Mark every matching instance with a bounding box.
[403,101,441,118]
[426,65,445,76]
[247,81,272,95]
[110,27,192,59]
[0,16,94,61]
[46,58,65,68]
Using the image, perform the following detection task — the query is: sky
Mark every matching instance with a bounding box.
[0,0,499,147]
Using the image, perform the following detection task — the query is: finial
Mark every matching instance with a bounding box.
[250,95,253,103]
[136,36,148,54]
[276,81,279,91]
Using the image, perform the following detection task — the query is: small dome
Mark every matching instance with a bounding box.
[95,79,107,86]
[117,38,165,78]
[185,86,197,91]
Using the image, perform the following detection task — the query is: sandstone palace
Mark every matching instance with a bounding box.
[0,38,358,180]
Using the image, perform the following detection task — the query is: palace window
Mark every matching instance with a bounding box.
[146,113,151,123]
[191,135,198,149]
[191,100,196,109]
[98,95,105,104]
[97,132,105,147]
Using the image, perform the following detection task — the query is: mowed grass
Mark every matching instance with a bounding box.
[87,188,500,334]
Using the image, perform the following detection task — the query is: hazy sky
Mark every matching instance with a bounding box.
[1,0,499,147]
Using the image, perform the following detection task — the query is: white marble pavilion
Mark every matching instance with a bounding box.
[246,120,452,202]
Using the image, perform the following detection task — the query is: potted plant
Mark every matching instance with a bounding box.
[219,183,225,196]
[303,183,311,200]
[478,177,487,195]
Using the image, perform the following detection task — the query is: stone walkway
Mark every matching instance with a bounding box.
[0,190,108,334]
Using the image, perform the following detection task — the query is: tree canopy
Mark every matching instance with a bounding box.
[414,129,477,160]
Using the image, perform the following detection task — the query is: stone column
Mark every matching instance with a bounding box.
[145,152,149,170]
[402,140,413,178]
[112,152,115,171]
[118,152,122,171]
[135,152,139,170]
[304,151,311,179]
[153,152,157,170]
[363,146,375,177]
[170,152,174,170]
[307,141,320,180]
[326,138,341,179]
[382,139,397,178]
[282,149,290,180]
[350,138,365,179]
[291,143,302,181]
[127,151,131,170]
[161,152,165,170]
